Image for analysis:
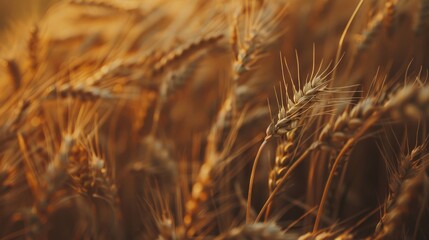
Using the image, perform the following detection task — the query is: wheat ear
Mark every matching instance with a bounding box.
[374,162,429,239]
[314,84,429,231]
[215,223,287,240]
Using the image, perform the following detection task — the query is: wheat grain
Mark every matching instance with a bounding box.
[28,26,39,73]
[215,223,288,240]
[46,83,116,101]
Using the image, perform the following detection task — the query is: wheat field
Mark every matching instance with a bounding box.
[0,0,429,239]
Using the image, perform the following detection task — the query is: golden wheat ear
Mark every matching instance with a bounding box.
[214,222,291,240]
[313,83,429,232]
[152,34,224,77]
[374,161,429,239]
[230,0,288,84]
[374,142,428,239]
[248,53,347,223]
[183,108,252,237]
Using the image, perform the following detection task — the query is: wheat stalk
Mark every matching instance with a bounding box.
[1,0,429,239]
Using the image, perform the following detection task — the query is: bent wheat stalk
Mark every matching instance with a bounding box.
[314,84,429,231]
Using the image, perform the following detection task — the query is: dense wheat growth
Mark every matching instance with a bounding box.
[1,0,429,239]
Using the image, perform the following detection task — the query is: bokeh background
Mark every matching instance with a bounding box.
[0,0,55,36]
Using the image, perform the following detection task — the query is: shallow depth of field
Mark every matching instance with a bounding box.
[1,0,429,239]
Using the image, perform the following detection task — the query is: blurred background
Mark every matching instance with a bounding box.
[0,0,56,44]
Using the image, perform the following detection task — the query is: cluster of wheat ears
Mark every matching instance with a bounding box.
[1,0,429,239]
